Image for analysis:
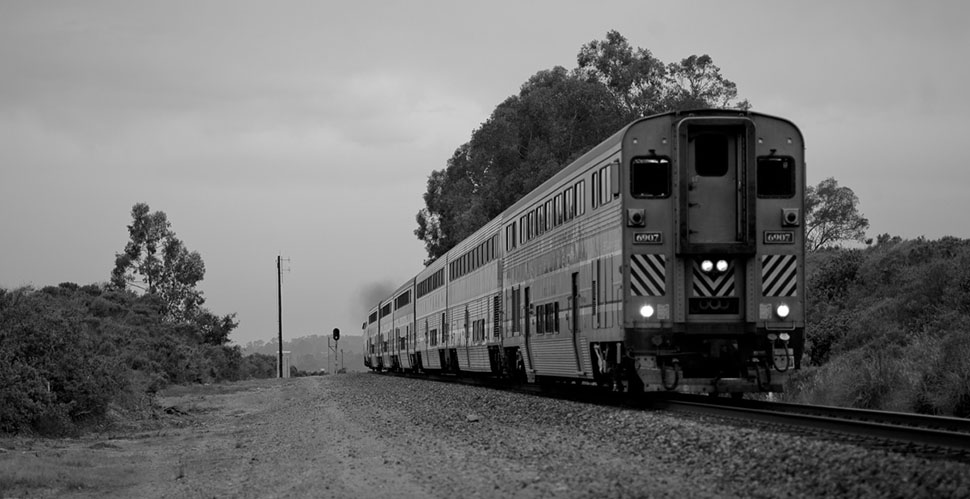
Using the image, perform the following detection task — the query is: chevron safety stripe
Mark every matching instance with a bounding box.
[630,254,666,296]
[762,254,798,297]
[692,259,736,297]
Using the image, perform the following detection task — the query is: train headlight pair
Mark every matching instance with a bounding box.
[700,259,729,273]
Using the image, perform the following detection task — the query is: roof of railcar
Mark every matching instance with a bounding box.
[498,109,799,218]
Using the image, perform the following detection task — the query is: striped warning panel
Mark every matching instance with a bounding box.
[630,254,665,296]
[692,259,736,297]
[762,254,798,297]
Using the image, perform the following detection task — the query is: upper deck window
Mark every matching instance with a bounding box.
[757,156,795,198]
[631,157,671,198]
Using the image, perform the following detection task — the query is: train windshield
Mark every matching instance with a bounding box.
[630,157,671,198]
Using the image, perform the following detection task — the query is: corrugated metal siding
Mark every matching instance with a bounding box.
[422,348,442,369]
[464,345,491,372]
[531,337,579,376]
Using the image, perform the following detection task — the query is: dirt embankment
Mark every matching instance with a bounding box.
[2,374,970,498]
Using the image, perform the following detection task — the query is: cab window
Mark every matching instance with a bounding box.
[631,157,671,198]
[757,156,795,198]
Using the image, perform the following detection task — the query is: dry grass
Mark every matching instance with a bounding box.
[0,438,142,497]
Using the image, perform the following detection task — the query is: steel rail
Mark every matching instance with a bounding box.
[649,395,970,455]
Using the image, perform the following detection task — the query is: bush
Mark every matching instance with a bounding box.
[0,283,266,435]
[790,237,970,416]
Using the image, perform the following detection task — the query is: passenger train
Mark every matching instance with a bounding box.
[363,110,805,394]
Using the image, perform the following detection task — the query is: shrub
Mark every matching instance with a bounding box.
[0,283,263,435]
[790,237,970,416]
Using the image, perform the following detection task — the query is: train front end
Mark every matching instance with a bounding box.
[622,111,805,393]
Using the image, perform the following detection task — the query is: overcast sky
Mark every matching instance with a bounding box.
[2,1,967,346]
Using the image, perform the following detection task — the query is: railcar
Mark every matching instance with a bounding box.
[365,110,804,394]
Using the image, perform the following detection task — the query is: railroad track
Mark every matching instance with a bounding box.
[647,393,970,460]
[375,371,970,460]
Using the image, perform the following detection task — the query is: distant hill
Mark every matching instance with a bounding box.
[241,334,365,373]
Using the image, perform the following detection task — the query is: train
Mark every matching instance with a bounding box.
[362,109,805,394]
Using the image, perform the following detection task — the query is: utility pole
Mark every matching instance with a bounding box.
[277,254,290,378]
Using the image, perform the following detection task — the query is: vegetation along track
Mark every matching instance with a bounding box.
[378,371,970,462]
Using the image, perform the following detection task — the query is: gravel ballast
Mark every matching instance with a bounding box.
[335,374,970,498]
[3,373,968,498]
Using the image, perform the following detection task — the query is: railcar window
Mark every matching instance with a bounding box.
[536,304,545,334]
[592,172,599,208]
[599,166,610,204]
[757,156,796,198]
[506,223,516,251]
[558,191,566,223]
[631,157,671,198]
[555,302,560,332]
[565,187,574,221]
[694,133,729,176]
[544,200,552,230]
[575,180,586,215]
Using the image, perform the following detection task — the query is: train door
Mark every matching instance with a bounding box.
[464,306,471,368]
[571,272,582,372]
[685,128,744,244]
[524,286,533,371]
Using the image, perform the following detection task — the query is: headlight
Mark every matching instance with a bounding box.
[716,260,729,272]
[640,305,655,318]
[701,260,714,273]
[776,303,790,318]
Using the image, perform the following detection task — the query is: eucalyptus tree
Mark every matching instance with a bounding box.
[111,203,206,323]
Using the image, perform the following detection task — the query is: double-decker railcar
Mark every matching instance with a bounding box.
[387,281,416,371]
[365,110,804,394]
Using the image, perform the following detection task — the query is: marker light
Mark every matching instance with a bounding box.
[701,260,714,273]
[640,305,655,318]
[716,260,729,272]
[776,304,791,318]
[779,333,791,341]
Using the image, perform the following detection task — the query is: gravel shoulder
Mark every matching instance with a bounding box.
[2,374,969,498]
